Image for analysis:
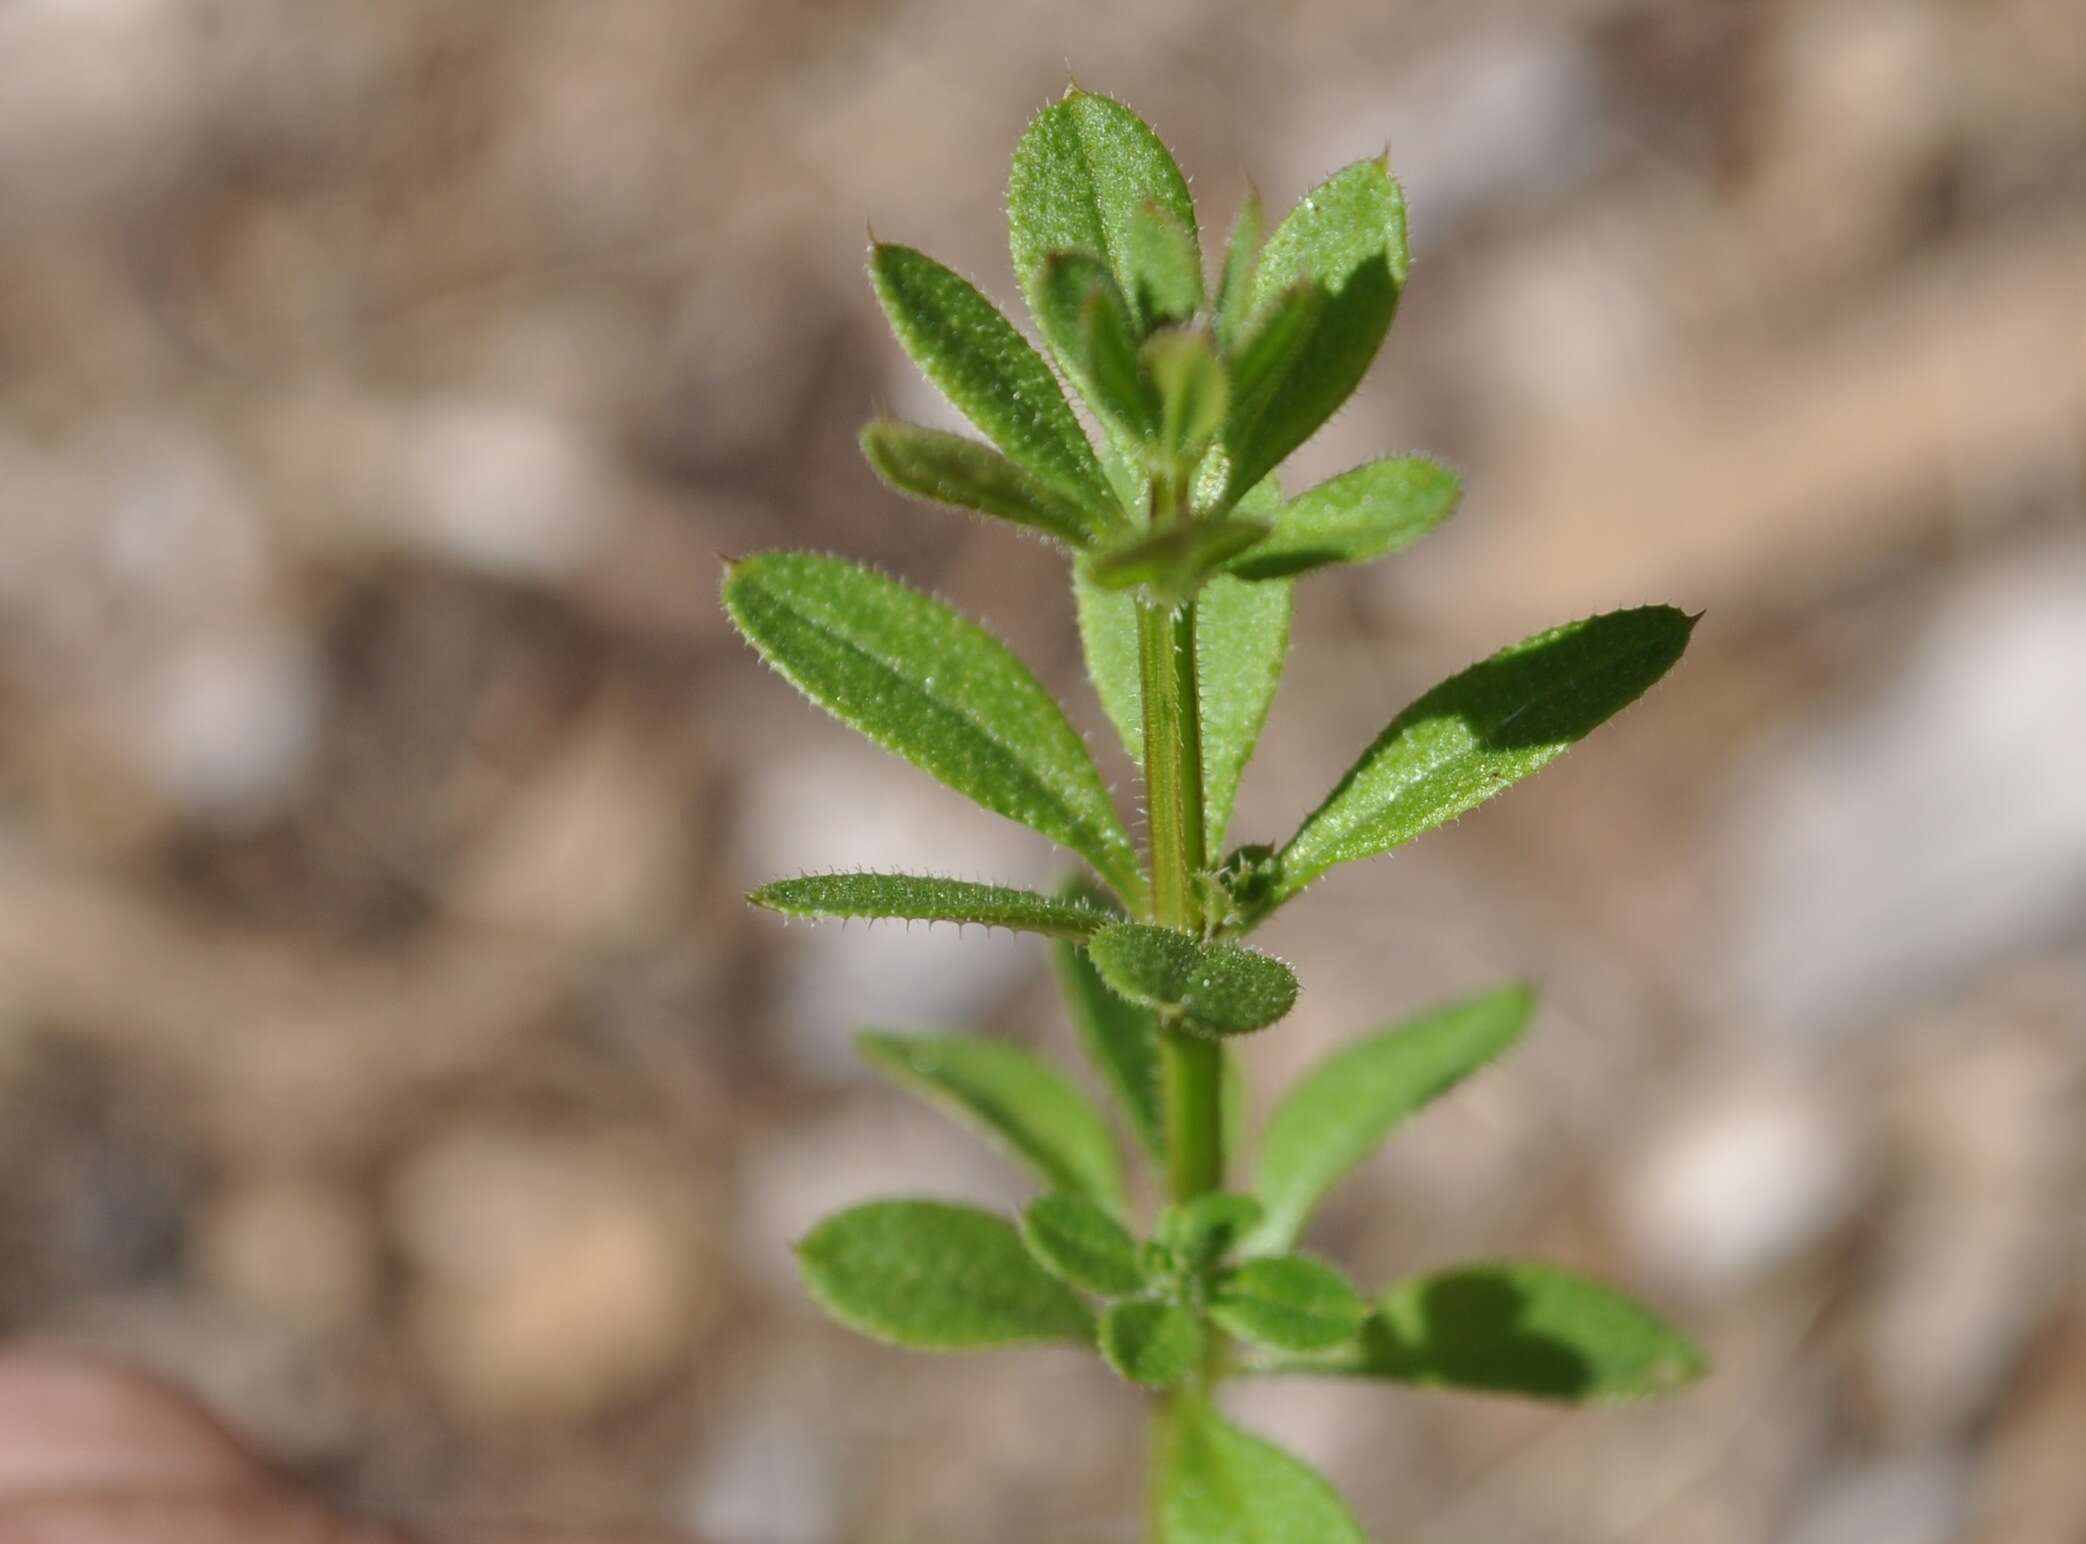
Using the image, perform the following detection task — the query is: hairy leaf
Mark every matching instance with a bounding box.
[1127,203,1204,325]
[724,552,1145,906]
[870,243,1114,515]
[859,420,1105,547]
[1159,1399,1365,1544]
[1036,252,1155,442]
[1226,456,1461,581]
[1223,159,1408,503]
[1053,880,1165,1160]
[1250,984,1536,1252]
[1102,1299,1205,1389]
[1009,89,1200,336]
[752,872,1112,939]
[1213,188,1264,348]
[1300,1262,1707,1402]
[1209,1256,1368,1352]
[856,1033,1124,1212]
[1086,923,1297,1037]
[1083,518,1270,600]
[1276,607,1696,903]
[1145,329,1230,470]
[1020,1193,1147,1296]
[797,1201,1093,1350]
[1075,570,1293,849]
[1156,1192,1265,1273]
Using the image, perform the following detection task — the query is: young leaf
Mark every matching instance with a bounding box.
[723,552,1146,906]
[856,1032,1125,1213]
[1221,281,1324,460]
[1020,1193,1148,1296]
[1009,89,1200,336]
[1127,202,1204,324]
[1156,1192,1266,1273]
[1213,188,1264,348]
[796,1200,1094,1350]
[1086,923,1298,1037]
[1223,159,1409,504]
[869,243,1115,516]
[1225,456,1461,581]
[1036,252,1156,441]
[1209,1256,1368,1352]
[1074,570,1293,850]
[1101,1300,1205,1389]
[1082,518,1270,600]
[1144,328,1230,470]
[859,420,1104,548]
[1053,882,1166,1160]
[1249,984,1536,1252]
[1301,1261,1707,1402]
[1159,1398,1366,1544]
[752,872,1112,940]
[1275,607,1696,904]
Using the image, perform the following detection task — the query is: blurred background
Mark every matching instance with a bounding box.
[1,0,2082,1539]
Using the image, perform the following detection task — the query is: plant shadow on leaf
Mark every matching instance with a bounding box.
[1362,1273,1592,1397]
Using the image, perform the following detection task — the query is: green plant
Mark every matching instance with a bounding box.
[726,88,1703,1540]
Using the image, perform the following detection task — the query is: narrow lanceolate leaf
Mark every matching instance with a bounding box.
[1223,159,1409,504]
[1300,1262,1707,1402]
[856,1033,1125,1213]
[1213,188,1265,349]
[1087,923,1297,1038]
[1144,328,1230,469]
[1101,1300,1205,1389]
[859,420,1103,548]
[1127,202,1204,324]
[1250,984,1536,1253]
[1075,570,1293,849]
[724,552,1145,906]
[1209,1256,1368,1352]
[1083,518,1270,599]
[1275,607,1696,903]
[1054,882,1165,1159]
[869,243,1114,516]
[1020,1193,1147,1296]
[796,1200,1093,1350]
[1160,1399,1366,1544]
[1226,456,1461,581]
[1037,252,1155,441]
[752,873,1112,940]
[1009,89,1201,336]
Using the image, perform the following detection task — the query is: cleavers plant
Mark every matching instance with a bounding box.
[726,88,1704,1540]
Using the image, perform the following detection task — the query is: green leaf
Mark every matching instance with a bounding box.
[796,1200,1094,1350]
[1020,1193,1147,1296]
[859,420,1104,548]
[1156,1192,1265,1273]
[1127,202,1204,325]
[1009,88,1200,336]
[1275,606,1696,903]
[1303,1262,1707,1402]
[1053,882,1166,1160]
[1209,1256,1368,1352]
[1221,281,1324,467]
[1075,570,1293,850]
[1101,1299,1205,1389]
[1226,456,1461,581]
[856,1032,1125,1213]
[752,872,1112,939]
[1159,1398,1365,1544]
[723,552,1146,906]
[1083,517,1270,601]
[1144,329,1230,470]
[1036,252,1156,442]
[1250,984,1536,1252]
[869,243,1114,517]
[1213,188,1264,349]
[1086,923,1297,1037]
[1223,159,1408,504]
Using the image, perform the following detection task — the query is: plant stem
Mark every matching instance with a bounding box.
[1136,596,1223,1204]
